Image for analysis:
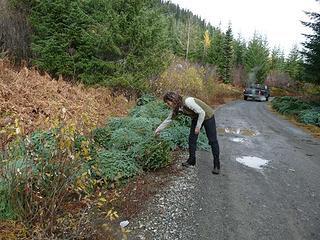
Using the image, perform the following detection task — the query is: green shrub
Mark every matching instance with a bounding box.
[136,94,157,106]
[298,107,320,126]
[0,126,89,223]
[29,129,57,161]
[109,128,143,151]
[90,96,210,176]
[129,100,169,119]
[127,133,172,170]
[107,117,161,133]
[96,150,141,181]
[272,96,320,127]
[0,180,16,220]
[92,127,112,149]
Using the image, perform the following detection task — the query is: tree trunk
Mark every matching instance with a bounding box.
[185,15,191,61]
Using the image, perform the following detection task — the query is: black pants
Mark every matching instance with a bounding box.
[188,115,220,169]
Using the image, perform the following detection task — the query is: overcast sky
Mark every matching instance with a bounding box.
[169,0,320,56]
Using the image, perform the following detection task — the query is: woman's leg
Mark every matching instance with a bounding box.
[188,118,199,165]
[203,116,220,169]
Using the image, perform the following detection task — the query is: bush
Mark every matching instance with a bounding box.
[96,150,141,181]
[129,100,169,119]
[136,94,157,106]
[128,134,172,170]
[298,107,320,126]
[109,128,144,151]
[107,117,161,133]
[107,96,210,151]
[88,94,211,182]
[0,179,16,220]
[272,97,311,115]
[151,59,242,105]
[0,125,89,226]
[92,127,112,149]
[272,96,320,127]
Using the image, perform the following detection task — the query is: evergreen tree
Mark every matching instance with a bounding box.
[233,35,246,67]
[28,0,120,82]
[244,32,270,84]
[222,24,234,83]
[270,46,286,71]
[160,2,214,62]
[171,13,203,61]
[301,0,320,84]
[285,45,304,81]
[26,0,170,91]
[112,0,170,90]
[207,27,224,80]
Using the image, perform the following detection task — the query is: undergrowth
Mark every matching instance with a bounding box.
[0,94,211,238]
[272,96,320,127]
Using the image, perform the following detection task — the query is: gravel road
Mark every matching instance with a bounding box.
[128,100,320,240]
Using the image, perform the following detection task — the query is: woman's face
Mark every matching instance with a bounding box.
[165,100,175,109]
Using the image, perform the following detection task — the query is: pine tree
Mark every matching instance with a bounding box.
[222,24,234,83]
[285,45,304,81]
[171,13,202,61]
[161,2,213,63]
[207,27,224,80]
[112,0,170,90]
[301,0,320,84]
[270,46,286,71]
[30,0,119,82]
[233,35,246,67]
[26,0,170,91]
[244,32,270,84]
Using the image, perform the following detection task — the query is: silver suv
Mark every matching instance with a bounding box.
[243,84,270,101]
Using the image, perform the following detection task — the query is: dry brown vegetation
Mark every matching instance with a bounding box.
[152,58,242,106]
[0,59,135,149]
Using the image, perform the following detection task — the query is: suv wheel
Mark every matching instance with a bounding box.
[244,96,248,100]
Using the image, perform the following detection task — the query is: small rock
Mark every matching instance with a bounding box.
[120,220,129,228]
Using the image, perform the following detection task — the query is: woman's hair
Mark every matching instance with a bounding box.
[163,92,182,115]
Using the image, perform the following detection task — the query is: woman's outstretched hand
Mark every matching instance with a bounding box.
[195,127,200,135]
[155,129,160,136]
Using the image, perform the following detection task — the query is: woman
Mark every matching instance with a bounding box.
[155,92,220,174]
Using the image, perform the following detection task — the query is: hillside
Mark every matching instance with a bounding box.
[0,58,244,238]
[0,59,134,149]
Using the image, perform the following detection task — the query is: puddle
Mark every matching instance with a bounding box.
[218,128,259,137]
[236,156,270,170]
[230,137,246,143]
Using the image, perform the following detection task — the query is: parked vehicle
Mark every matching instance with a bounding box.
[243,84,270,101]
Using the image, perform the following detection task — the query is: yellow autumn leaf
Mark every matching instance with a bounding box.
[99,197,107,202]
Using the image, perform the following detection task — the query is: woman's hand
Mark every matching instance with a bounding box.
[155,129,161,136]
[195,127,200,135]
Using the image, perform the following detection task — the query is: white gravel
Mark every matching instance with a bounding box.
[128,157,200,240]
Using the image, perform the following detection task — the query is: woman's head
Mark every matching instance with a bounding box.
[163,92,182,109]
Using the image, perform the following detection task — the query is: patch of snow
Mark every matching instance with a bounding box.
[236,156,270,170]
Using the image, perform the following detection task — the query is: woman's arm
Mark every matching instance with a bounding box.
[155,110,173,134]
